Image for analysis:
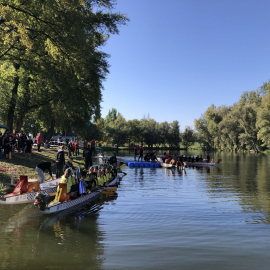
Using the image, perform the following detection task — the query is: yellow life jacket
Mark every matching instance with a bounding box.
[60,175,73,193]
[97,176,104,186]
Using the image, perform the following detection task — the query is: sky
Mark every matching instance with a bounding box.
[100,0,270,131]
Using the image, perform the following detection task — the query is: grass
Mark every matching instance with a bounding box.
[0,146,86,195]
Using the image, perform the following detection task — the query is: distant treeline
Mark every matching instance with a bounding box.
[94,109,190,149]
[194,81,270,152]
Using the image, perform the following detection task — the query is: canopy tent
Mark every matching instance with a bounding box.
[0,124,9,131]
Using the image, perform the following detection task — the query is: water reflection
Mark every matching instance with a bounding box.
[1,151,270,269]
[0,194,118,270]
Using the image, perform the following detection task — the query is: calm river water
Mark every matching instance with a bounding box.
[1,151,270,270]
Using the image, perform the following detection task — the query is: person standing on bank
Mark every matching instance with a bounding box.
[83,145,92,170]
[56,146,65,178]
[75,140,79,156]
[35,161,55,183]
[90,139,95,154]
[25,136,33,159]
[36,133,42,152]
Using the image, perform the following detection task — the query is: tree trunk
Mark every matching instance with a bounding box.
[44,119,55,141]
[7,63,20,131]
[15,111,26,132]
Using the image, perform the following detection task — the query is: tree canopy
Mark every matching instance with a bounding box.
[194,85,270,152]
[0,0,128,137]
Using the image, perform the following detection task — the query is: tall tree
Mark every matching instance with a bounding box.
[0,0,128,131]
[168,120,180,147]
[181,126,195,149]
[105,113,129,150]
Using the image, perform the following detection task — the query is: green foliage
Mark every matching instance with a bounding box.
[105,113,129,149]
[0,0,129,132]
[127,119,143,144]
[181,126,195,149]
[194,84,270,152]
[168,120,181,147]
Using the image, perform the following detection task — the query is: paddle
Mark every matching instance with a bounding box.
[104,186,117,191]
[120,163,126,168]
[101,190,116,196]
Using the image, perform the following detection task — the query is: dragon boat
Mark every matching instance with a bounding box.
[160,162,175,168]
[0,176,60,205]
[35,176,119,214]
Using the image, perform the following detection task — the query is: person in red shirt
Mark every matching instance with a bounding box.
[70,141,75,156]
[138,144,143,161]
[36,133,42,152]
[90,139,95,153]
[75,140,79,156]
[83,140,88,149]
[134,145,138,161]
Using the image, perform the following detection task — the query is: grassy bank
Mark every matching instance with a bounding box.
[0,146,85,195]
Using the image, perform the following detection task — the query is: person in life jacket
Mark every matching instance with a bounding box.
[97,170,106,187]
[85,166,97,190]
[59,168,76,199]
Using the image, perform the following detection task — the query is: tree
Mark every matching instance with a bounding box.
[256,92,270,149]
[105,113,129,150]
[0,0,129,131]
[168,120,180,147]
[95,117,105,142]
[158,121,170,146]
[181,126,195,149]
[140,118,158,147]
[127,119,143,145]
[105,108,118,127]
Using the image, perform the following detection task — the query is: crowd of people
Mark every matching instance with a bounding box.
[133,145,159,162]
[161,152,211,166]
[0,130,37,159]
[58,162,123,200]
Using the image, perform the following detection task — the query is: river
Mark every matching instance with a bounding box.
[0,151,270,270]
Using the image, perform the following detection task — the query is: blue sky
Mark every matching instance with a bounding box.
[101,0,270,131]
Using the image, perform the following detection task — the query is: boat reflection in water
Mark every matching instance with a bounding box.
[0,193,118,270]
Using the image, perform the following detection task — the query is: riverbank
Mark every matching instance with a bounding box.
[0,147,85,195]
[97,142,202,151]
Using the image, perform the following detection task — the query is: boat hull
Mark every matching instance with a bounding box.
[42,176,119,214]
[0,178,61,204]
[160,163,175,168]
